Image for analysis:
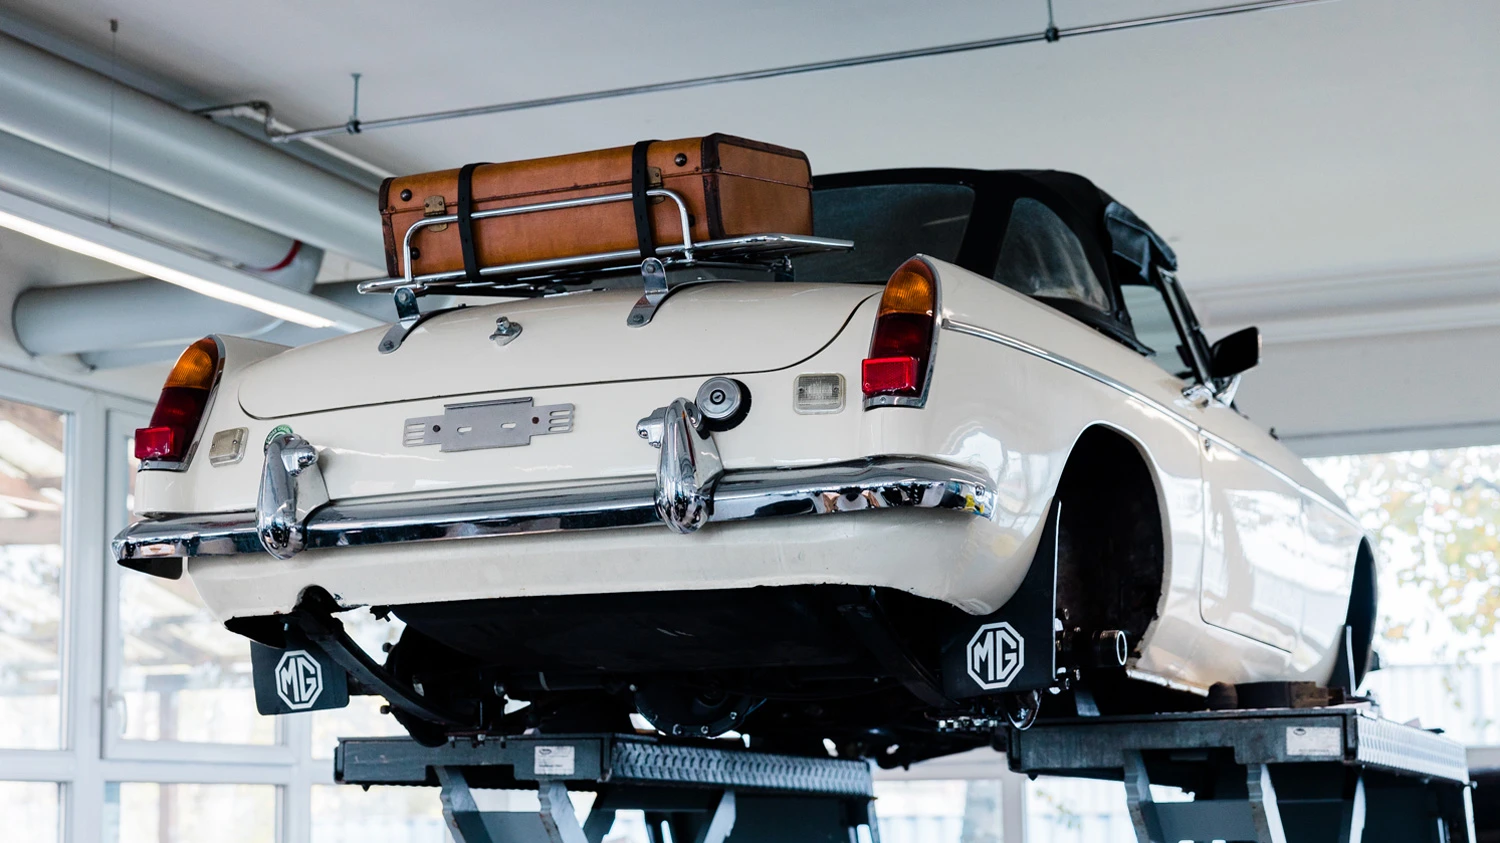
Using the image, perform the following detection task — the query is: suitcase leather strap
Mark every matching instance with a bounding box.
[457,162,488,283]
[631,140,660,260]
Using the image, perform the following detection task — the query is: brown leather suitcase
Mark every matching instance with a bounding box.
[379,134,813,280]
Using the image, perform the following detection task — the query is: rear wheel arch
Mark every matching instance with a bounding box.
[1052,424,1169,658]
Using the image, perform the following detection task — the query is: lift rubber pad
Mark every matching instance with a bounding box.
[336,733,874,797]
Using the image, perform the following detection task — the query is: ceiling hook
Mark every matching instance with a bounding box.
[347,72,363,134]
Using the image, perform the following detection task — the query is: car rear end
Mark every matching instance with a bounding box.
[118,260,1023,627]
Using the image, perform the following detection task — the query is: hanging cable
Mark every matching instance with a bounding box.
[271,0,1333,144]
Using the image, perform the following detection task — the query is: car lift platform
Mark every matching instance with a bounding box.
[334,731,878,843]
[334,705,1477,843]
[1006,705,1476,843]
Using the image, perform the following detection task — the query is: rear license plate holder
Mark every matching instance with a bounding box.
[404,397,574,452]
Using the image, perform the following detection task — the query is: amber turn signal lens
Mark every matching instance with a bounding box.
[163,338,219,389]
[876,260,936,318]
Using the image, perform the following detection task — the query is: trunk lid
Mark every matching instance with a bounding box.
[238,283,877,418]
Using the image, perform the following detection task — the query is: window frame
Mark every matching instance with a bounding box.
[1116,268,1216,387]
[102,409,294,765]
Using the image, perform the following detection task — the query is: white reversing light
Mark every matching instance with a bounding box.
[794,374,845,414]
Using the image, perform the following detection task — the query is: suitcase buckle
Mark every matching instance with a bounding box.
[423,194,448,232]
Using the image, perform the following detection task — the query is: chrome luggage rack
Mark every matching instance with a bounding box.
[358,188,853,352]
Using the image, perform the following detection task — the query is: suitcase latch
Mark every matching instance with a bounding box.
[423,195,448,232]
[647,167,664,203]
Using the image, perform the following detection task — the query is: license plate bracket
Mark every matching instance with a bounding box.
[404,397,574,452]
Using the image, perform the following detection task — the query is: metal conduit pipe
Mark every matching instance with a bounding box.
[0,30,384,265]
[13,243,324,357]
[0,130,303,271]
[273,0,1330,143]
[73,280,414,370]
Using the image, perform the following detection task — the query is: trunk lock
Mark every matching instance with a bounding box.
[694,378,750,431]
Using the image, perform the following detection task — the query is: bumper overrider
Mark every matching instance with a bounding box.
[113,397,995,578]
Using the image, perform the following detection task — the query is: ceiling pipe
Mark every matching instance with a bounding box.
[0,30,384,265]
[0,129,305,271]
[72,280,414,370]
[13,243,324,357]
[273,0,1331,143]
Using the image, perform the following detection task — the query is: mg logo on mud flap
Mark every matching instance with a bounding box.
[274,650,324,710]
[966,622,1024,690]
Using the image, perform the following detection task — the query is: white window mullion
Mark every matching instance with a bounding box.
[283,714,314,843]
[65,395,109,843]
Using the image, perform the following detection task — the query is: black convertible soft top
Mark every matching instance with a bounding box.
[806,168,1179,350]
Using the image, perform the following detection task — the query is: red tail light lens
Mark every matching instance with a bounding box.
[136,337,220,464]
[862,259,936,404]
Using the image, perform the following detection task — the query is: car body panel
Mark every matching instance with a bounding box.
[134,255,1367,697]
[238,284,876,418]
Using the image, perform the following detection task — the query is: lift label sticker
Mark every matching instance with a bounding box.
[1285,726,1341,757]
[534,745,576,776]
[967,622,1025,690]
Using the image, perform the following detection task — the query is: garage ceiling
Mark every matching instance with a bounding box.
[0,0,1494,448]
[6,0,1495,288]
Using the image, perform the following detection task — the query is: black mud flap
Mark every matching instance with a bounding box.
[250,639,350,716]
[939,501,1060,699]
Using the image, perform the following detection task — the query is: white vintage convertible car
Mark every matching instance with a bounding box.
[115,168,1377,763]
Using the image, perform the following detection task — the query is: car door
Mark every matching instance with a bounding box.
[1121,272,1304,654]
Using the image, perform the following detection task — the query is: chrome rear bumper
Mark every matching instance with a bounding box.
[114,457,995,573]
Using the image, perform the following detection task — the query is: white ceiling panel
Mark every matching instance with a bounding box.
[3,0,1494,290]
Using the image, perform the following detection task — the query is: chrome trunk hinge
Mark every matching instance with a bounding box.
[637,398,723,533]
[257,432,329,559]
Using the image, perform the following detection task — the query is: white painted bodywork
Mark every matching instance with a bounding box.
[136,259,1367,695]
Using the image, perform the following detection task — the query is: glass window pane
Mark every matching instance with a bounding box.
[1118,285,1195,379]
[312,785,450,843]
[994,198,1110,313]
[117,437,273,745]
[872,779,981,843]
[1307,445,1500,745]
[0,398,65,750]
[1027,777,1134,843]
[111,782,277,843]
[0,781,60,842]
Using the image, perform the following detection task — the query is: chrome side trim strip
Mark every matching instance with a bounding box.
[113,458,994,565]
[942,319,1358,525]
